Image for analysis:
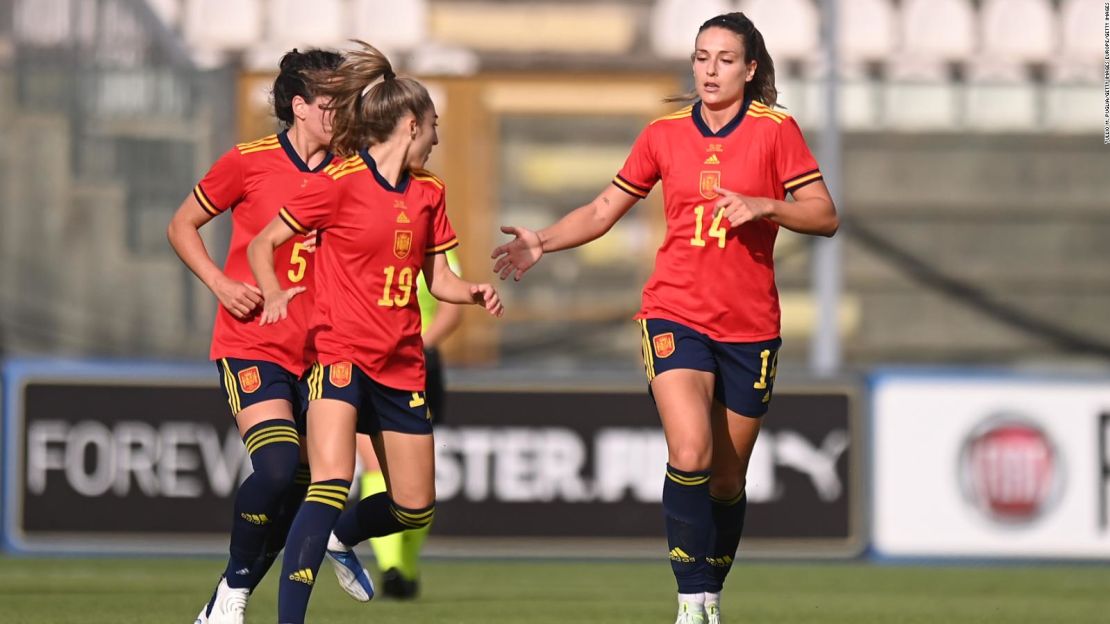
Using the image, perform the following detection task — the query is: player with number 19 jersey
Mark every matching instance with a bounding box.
[613,99,822,343]
[278,149,458,391]
[195,131,332,375]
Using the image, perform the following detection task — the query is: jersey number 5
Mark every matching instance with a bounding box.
[287,242,309,283]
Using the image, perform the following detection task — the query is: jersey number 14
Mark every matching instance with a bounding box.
[690,205,727,248]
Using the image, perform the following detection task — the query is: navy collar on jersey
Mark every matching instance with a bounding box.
[692,97,752,138]
[359,148,411,194]
[278,130,333,173]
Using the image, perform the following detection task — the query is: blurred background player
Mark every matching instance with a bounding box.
[167,48,351,624]
[247,41,503,624]
[492,12,837,624]
[356,248,463,599]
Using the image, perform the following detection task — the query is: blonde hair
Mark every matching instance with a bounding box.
[321,40,434,157]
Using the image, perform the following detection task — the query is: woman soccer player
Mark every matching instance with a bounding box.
[356,247,463,599]
[167,48,366,624]
[247,41,503,624]
[492,13,837,624]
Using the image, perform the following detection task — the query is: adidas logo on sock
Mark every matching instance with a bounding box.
[235,568,251,576]
[669,547,696,563]
[289,568,315,585]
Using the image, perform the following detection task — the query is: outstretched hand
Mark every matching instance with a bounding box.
[491,225,543,281]
[258,287,306,325]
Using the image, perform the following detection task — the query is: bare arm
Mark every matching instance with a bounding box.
[713,181,838,237]
[536,184,640,252]
[166,194,263,318]
[423,252,503,317]
[491,184,640,281]
[247,217,304,325]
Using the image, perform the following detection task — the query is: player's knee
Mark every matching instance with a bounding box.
[668,447,712,473]
[243,420,301,490]
[390,499,435,529]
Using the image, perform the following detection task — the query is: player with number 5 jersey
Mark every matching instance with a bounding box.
[167,49,370,624]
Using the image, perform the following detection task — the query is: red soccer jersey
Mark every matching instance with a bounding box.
[613,99,822,342]
[279,150,458,391]
[193,132,333,375]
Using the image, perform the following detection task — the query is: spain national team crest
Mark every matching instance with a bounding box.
[393,230,413,260]
[699,171,721,199]
[237,366,262,394]
[329,361,352,388]
[653,332,676,359]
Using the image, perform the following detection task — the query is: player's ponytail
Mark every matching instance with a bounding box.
[322,40,435,157]
[665,12,778,108]
[272,48,344,128]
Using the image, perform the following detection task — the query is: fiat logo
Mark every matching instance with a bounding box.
[958,416,1063,525]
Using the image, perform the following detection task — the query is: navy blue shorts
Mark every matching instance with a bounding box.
[216,357,308,433]
[304,361,432,435]
[637,319,782,417]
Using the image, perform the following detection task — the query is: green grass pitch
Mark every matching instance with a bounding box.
[1,556,1108,623]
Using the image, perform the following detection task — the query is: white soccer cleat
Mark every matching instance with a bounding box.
[325,533,375,602]
[705,601,721,624]
[675,601,707,624]
[202,577,249,624]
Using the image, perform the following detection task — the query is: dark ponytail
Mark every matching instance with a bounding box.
[666,12,778,108]
[272,48,344,128]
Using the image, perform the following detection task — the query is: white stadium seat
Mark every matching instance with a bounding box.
[1051,0,1104,83]
[840,0,895,65]
[891,0,975,81]
[969,0,1054,83]
[350,0,428,53]
[184,0,262,52]
[269,0,346,50]
[739,0,820,63]
[802,0,896,81]
[979,0,1055,65]
[649,0,733,60]
[1060,0,1104,61]
[967,0,1054,131]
